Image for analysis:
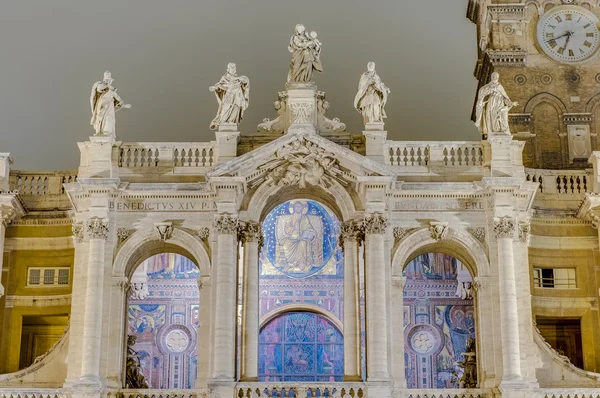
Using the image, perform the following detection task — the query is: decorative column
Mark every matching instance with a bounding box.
[0,206,16,298]
[78,217,110,385]
[493,216,523,384]
[240,221,262,381]
[340,221,361,381]
[212,214,239,381]
[363,213,390,381]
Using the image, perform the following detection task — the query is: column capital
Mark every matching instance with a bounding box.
[493,216,516,239]
[517,221,530,244]
[0,205,16,227]
[213,213,240,235]
[239,221,263,245]
[72,222,85,243]
[340,220,363,243]
[363,213,388,235]
[86,217,110,240]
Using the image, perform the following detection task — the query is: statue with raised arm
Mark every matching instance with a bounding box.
[474,72,518,135]
[354,62,390,125]
[287,24,323,83]
[209,63,250,130]
[90,71,131,137]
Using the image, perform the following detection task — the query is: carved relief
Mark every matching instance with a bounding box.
[290,101,314,124]
[117,228,136,244]
[363,213,388,235]
[567,125,592,161]
[213,214,239,235]
[428,222,448,241]
[253,138,350,189]
[86,217,110,240]
[468,227,486,244]
[493,217,515,239]
[154,222,173,241]
[518,222,531,244]
[196,227,210,240]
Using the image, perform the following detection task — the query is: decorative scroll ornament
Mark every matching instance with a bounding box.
[493,216,516,239]
[154,222,173,241]
[117,228,136,244]
[468,227,486,244]
[363,213,388,235]
[213,214,240,235]
[72,222,85,243]
[518,222,531,244]
[86,217,110,240]
[196,227,210,240]
[240,221,263,244]
[428,222,447,241]
[252,138,350,190]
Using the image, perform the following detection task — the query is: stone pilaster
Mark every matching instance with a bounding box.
[493,216,523,384]
[239,221,262,381]
[196,275,213,388]
[340,220,361,381]
[363,213,390,381]
[211,213,239,381]
[76,217,110,387]
[390,275,407,388]
[0,206,16,298]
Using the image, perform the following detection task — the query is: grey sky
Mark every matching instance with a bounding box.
[0,1,478,171]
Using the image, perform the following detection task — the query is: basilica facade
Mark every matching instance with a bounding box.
[3,1,600,397]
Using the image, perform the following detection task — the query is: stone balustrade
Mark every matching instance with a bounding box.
[398,391,488,398]
[0,389,63,398]
[538,391,600,398]
[118,142,218,171]
[109,390,199,398]
[525,168,592,195]
[235,382,366,397]
[384,141,485,177]
[9,171,77,196]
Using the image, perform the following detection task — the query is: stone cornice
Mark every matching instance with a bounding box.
[4,294,71,308]
[487,4,526,21]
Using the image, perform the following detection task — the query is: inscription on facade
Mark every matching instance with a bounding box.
[110,200,215,212]
[394,199,484,211]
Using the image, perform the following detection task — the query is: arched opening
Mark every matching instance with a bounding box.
[257,199,347,381]
[125,253,201,389]
[403,252,476,389]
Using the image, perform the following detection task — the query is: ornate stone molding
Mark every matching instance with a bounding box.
[493,217,516,239]
[518,222,531,244]
[468,227,486,244]
[213,214,239,235]
[487,4,525,20]
[154,222,173,241]
[485,49,527,67]
[563,113,593,125]
[72,222,85,243]
[86,217,110,240]
[117,227,136,244]
[363,213,388,235]
[428,222,448,241]
[509,113,532,126]
[196,226,210,240]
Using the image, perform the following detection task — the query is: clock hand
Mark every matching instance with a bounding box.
[545,31,570,43]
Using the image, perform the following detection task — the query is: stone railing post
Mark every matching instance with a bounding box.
[363,213,390,381]
[77,217,110,386]
[211,213,239,381]
[340,220,361,381]
[240,221,262,381]
[493,216,523,385]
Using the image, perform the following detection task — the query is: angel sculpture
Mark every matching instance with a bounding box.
[90,71,131,137]
[354,62,390,125]
[209,63,250,130]
[474,72,518,135]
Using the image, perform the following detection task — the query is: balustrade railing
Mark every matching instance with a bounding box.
[118,142,218,170]
[236,383,365,397]
[112,390,198,398]
[10,171,77,196]
[400,391,487,398]
[385,141,484,171]
[0,389,64,398]
[525,168,592,195]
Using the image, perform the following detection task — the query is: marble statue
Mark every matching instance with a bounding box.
[90,71,131,137]
[125,335,149,389]
[354,62,390,125]
[287,24,323,83]
[474,72,517,135]
[209,63,250,130]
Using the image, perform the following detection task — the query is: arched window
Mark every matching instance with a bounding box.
[258,199,349,381]
[126,253,200,389]
[403,253,476,389]
[259,312,343,381]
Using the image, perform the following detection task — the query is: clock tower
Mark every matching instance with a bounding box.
[467,0,600,169]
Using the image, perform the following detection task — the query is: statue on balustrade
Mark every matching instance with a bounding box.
[209,63,250,130]
[354,62,390,125]
[125,335,149,389]
[90,71,131,137]
[287,24,323,83]
[474,72,517,135]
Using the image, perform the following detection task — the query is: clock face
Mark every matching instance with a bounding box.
[537,6,600,63]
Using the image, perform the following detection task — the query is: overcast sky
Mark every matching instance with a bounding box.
[0,1,478,170]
